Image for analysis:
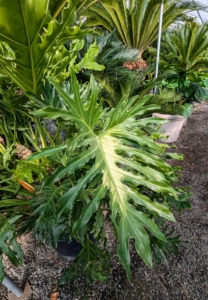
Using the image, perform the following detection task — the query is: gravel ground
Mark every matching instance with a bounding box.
[0,102,208,300]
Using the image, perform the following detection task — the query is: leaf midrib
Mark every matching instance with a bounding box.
[98,136,125,213]
[20,0,36,93]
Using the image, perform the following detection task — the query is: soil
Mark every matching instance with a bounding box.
[0,102,208,300]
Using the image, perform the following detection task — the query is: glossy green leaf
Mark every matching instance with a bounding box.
[27,145,67,160]
[166,152,184,160]
[74,42,105,72]
[176,104,193,118]
[29,184,69,246]
[0,215,23,275]
[59,238,110,284]
[32,70,180,277]
[72,186,107,235]
[0,0,87,95]
[0,200,29,208]
[46,39,104,82]
[0,257,4,282]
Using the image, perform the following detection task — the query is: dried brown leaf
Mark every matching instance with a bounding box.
[50,292,59,300]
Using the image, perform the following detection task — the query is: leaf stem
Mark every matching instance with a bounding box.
[52,0,68,20]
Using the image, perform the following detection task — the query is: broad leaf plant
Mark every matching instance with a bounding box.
[26,70,183,280]
[0,0,191,284]
[0,0,87,95]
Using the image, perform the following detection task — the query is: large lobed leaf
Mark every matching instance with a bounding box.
[46,40,105,82]
[29,70,179,279]
[0,0,87,95]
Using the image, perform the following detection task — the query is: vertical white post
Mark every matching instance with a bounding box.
[2,273,23,297]
[154,0,164,94]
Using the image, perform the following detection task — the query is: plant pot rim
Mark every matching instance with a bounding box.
[152,113,186,120]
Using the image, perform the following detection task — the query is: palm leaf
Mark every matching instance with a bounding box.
[162,22,208,71]
[76,0,99,17]
[84,0,207,57]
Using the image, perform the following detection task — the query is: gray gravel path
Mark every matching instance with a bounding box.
[0,102,208,300]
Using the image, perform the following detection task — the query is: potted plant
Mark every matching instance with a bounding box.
[0,67,191,283]
[0,0,191,285]
[152,113,186,143]
[29,70,191,280]
[147,21,208,142]
[150,89,193,142]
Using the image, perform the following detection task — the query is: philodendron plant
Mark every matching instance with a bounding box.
[0,0,190,284]
[0,0,105,96]
[13,69,186,283]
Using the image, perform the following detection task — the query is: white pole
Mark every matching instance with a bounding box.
[2,273,23,297]
[154,0,164,94]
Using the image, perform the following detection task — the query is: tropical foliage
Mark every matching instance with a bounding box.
[83,0,206,57]
[0,0,104,147]
[76,32,139,106]
[0,0,87,95]
[159,22,208,72]
[24,70,186,280]
[0,0,195,286]
[148,22,208,106]
[75,32,180,109]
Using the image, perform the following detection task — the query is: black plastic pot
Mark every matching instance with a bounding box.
[52,238,83,260]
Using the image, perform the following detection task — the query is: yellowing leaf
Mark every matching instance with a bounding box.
[50,292,59,300]
[18,180,35,192]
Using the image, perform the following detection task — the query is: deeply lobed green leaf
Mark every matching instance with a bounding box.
[29,69,180,279]
[0,0,87,95]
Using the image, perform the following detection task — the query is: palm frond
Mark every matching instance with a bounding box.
[161,22,208,71]
[83,0,207,57]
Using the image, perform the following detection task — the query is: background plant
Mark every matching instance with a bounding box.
[83,0,206,59]
[74,32,140,106]
[148,21,208,111]
[73,32,182,110]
